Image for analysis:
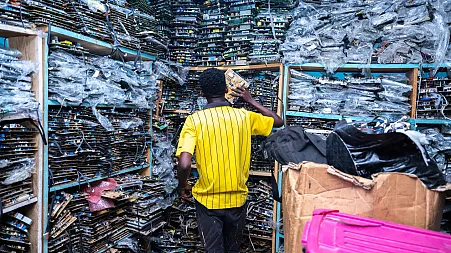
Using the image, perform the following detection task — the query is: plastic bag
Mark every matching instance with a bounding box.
[432,11,450,76]
[283,0,449,68]
[327,122,447,189]
[92,106,115,132]
[421,128,451,170]
[377,41,411,64]
[2,159,35,185]
[0,160,8,168]
[119,118,144,129]
[153,61,187,85]
[152,133,178,195]
[398,5,430,25]
[0,47,39,119]
[81,0,106,12]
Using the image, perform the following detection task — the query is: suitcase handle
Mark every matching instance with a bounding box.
[327,217,383,228]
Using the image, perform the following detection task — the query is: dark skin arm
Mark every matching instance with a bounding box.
[178,152,192,198]
[232,86,284,127]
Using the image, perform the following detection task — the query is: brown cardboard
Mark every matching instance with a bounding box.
[282,162,446,253]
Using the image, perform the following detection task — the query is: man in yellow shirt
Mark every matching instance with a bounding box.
[176,68,283,253]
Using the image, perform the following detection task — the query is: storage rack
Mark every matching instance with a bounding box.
[274,63,451,252]
[41,26,156,253]
[0,24,46,253]
[0,16,448,251]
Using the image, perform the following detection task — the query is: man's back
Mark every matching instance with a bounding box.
[176,105,273,209]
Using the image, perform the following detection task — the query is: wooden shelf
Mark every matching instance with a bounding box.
[286,111,374,121]
[48,99,139,108]
[3,197,38,213]
[250,171,272,177]
[190,63,282,71]
[44,26,156,61]
[0,24,37,37]
[163,109,191,114]
[287,63,420,72]
[49,164,149,192]
[0,27,46,253]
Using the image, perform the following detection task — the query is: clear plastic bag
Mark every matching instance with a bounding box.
[431,11,450,76]
[49,50,159,107]
[0,48,39,119]
[0,160,8,168]
[152,133,178,195]
[2,158,35,185]
[81,0,106,12]
[283,0,450,68]
[398,5,430,25]
[119,118,144,129]
[0,46,22,58]
[91,106,114,132]
[345,43,373,68]
[370,12,398,27]
[421,128,451,170]
[377,41,411,64]
[319,50,347,74]
[153,61,187,85]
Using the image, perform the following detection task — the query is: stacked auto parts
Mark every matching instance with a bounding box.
[170,0,200,66]
[282,1,451,73]
[25,0,164,56]
[47,106,150,187]
[0,45,40,230]
[0,0,33,28]
[0,124,36,209]
[48,42,159,107]
[417,71,451,120]
[250,0,294,64]
[148,0,173,60]
[224,0,257,65]
[198,0,227,66]
[288,69,412,120]
[47,176,168,253]
[242,180,275,252]
[0,212,33,252]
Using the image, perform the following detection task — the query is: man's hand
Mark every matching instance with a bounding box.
[233,86,284,127]
[179,187,191,199]
[232,86,254,103]
[180,184,192,199]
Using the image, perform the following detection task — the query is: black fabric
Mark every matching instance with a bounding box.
[271,171,282,203]
[195,201,247,253]
[327,121,447,189]
[262,126,327,165]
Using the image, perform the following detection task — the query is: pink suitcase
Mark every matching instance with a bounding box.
[302,209,451,253]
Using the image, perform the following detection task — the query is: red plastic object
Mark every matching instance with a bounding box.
[302,209,451,253]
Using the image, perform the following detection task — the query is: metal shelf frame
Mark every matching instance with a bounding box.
[42,26,155,253]
[275,63,451,252]
[45,26,157,61]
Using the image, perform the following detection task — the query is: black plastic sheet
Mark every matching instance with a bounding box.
[326,121,447,189]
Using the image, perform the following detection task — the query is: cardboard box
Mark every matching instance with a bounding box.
[282,162,446,253]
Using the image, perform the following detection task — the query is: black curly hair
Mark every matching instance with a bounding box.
[199,68,226,98]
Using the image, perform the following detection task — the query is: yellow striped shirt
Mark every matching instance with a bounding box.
[176,105,274,209]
